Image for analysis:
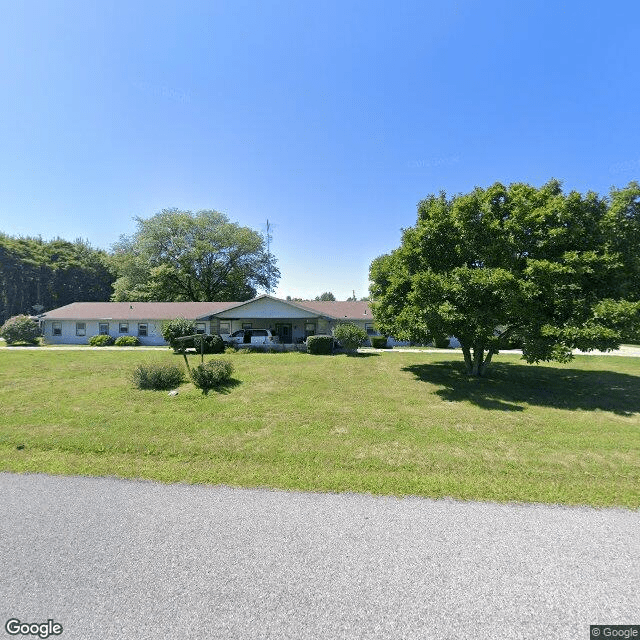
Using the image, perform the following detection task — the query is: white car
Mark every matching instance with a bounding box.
[222,329,277,346]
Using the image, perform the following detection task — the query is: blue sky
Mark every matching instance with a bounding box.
[1,1,638,300]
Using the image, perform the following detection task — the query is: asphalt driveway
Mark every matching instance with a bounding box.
[1,473,638,640]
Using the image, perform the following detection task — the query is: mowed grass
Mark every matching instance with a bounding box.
[0,349,639,507]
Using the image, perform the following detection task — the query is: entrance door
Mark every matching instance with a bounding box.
[275,323,292,343]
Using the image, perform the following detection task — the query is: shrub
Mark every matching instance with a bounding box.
[333,322,368,352]
[193,334,225,354]
[370,335,389,348]
[132,362,185,390]
[89,334,115,346]
[190,359,234,394]
[224,345,238,354]
[307,334,334,355]
[0,315,40,345]
[161,317,196,351]
[433,336,451,349]
[114,335,141,346]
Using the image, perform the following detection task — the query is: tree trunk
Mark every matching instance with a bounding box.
[479,349,496,377]
[462,345,473,374]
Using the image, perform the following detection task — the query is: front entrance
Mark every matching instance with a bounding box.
[275,323,292,344]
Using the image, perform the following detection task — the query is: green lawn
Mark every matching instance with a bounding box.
[1,348,639,507]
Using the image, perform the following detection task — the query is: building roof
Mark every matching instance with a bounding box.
[290,300,373,320]
[41,301,235,321]
[41,297,373,321]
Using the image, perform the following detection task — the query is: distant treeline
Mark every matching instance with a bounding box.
[0,234,115,325]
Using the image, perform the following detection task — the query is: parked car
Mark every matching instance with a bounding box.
[222,329,277,345]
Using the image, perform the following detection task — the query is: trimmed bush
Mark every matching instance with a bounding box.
[114,335,141,346]
[193,334,225,354]
[161,317,196,351]
[0,315,40,345]
[370,335,390,348]
[333,322,368,352]
[307,334,334,355]
[132,362,185,390]
[89,334,115,346]
[190,359,234,394]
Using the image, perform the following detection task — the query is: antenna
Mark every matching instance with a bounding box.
[262,219,276,294]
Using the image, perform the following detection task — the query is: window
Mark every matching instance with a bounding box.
[365,323,376,335]
[52,322,62,336]
[99,323,109,335]
[219,322,230,334]
[304,322,316,337]
[196,322,206,334]
[76,323,86,337]
[138,323,148,337]
[242,323,252,329]
[119,323,129,334]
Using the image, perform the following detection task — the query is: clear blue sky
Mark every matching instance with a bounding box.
[1,1,638,300]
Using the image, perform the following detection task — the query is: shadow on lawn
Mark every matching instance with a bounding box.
[206,378,242,395]
[401,361,640,415]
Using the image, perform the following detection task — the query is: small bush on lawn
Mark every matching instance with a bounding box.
[114,336,140,346]
[193,334,225,354]
[161,317,196,352]
[333,322,368,352]
[0,315,40,345]
[307,335,334,355]
[190,359,234,395]
[370,335,390,348]
[224,345,238,354]
[89,334,115,346]
[132,362,185,390]
[433,336,451,349]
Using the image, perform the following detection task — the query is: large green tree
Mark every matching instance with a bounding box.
[370,180,640,376]
[111,209,279,301]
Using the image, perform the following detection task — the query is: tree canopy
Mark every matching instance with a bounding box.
[111,209,279,302]
[0,234,114,325]
[315,292,336,301]
[370,180,640,376]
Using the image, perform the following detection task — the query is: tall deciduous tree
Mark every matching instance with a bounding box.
[111,209,279,302]
[370,180,640,376]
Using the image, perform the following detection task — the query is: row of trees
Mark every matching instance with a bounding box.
[0,234,115,325]
[0,209,280,324]
[370,180,640,376]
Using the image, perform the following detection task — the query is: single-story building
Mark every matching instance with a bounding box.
[40,295,389,346]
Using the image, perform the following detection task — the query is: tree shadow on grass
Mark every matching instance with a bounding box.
[401,361,640,416]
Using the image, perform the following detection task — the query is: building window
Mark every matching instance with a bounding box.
[52,322,62,336]
[219,322,230,334]
[119,323,128,334]
[196,322,206,334]
[138,323,148,337]
[365,323,376,335]
[76,323,86,337]
[304,322,316,337]
[99,323,109,335]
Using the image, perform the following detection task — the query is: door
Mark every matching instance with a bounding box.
[275,323,292,343]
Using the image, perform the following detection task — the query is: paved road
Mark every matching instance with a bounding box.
[1,473,638,640]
